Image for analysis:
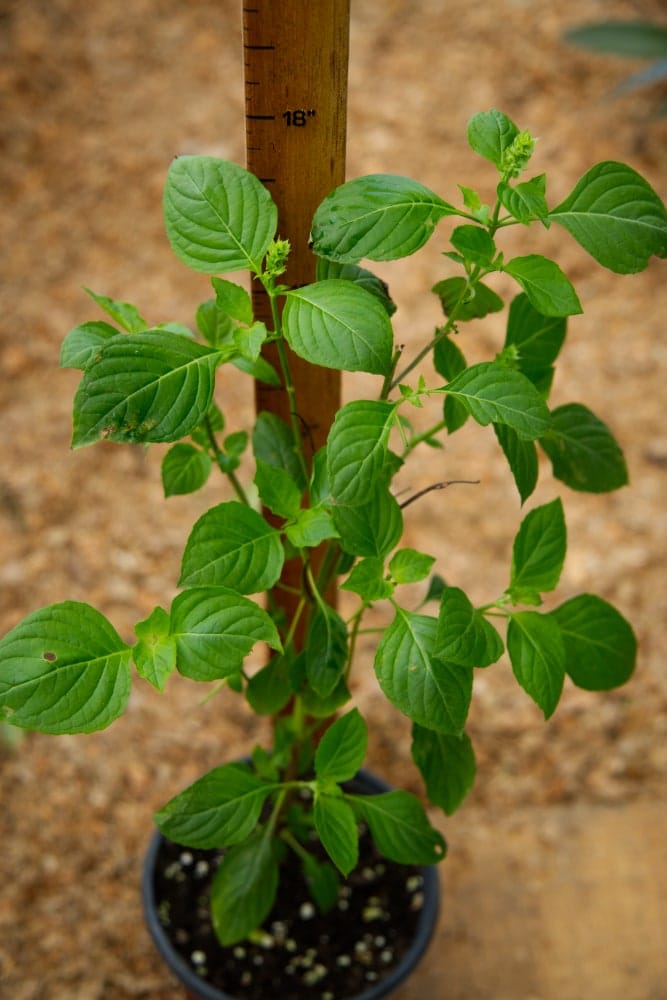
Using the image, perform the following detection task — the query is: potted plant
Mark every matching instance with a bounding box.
[1,109,665,999]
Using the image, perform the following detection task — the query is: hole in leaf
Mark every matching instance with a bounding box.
[42,651,57,662]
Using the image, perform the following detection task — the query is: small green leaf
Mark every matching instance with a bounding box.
[252,412,307,491]
[313,796,359,876]
[211,277,253,324]
[498,174,549,224]
[316,259,397,315]
[433,334,466,383]
[389,548,436,585]
[341,557,394,602]
[155,763,277,848]
[551,595,636,690]
[254,459,302,520]
[164,156,278,274]
[374,609,473,734]
[493,424,538,504]
[285,507,339,549]
[72,331,221,448]
[351,790,446,865]
[246,656,293,715]
[311,174,456,263]
[305,605,348,698]
[549,161,667,273]
[467,109,519,168]
[444,362,551,440]
[161,443,212,497]
[315,708,368,784]
[196,298,236,348]
[450,225,496,265]
[300,676,352,719]
[504,255,582,317]
[0,602,132,734]
[432,277,504,321]
[133,606,176,691]
[333,485,403,558]
[540,403,628,493]
[84,288,148,332]
[60,321,119,370]
[327,400,396,506]
[507,611,565,718]
[170,587,281,682]
[301,856,339,912]
[283,280,393,375]
[411,725,476,815]
[211,829,279,945]
[510,498,566,595]
[504,292,567,376]
[179,502,284,594]
[436,587,504,667]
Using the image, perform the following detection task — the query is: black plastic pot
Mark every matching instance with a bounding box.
[142,768,441,1000]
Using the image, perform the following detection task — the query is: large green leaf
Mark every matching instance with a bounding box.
[164,156,277,274]
[351,790,446,865]
[549,162,667,273]
[509,498,567,597]
[507,611,565,718]
[314,795,359,876]
[374,609,473,734]
[211,829,279,945]
[283,280,393,375]
[311,174,456,262]
[411,725,476,815]
[179,502,284,593]
[326,400,396,506]
[493,424,538,504]
[504,293,567,375]
[0,602,132,734]
[316,259,397,315]
[155,763,277,849]
[315,708,368,784]
[71,331,220,448]
[540,403,628,493]
[436,587,504,667]
[333,484,403,558]
[504,255,582,317]
[170,587,281,682]
[443,362,551,440]
[304,605,348,698]
[551,594,636,690]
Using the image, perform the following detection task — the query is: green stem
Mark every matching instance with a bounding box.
[402,418,448,458]
[205,417,250,504]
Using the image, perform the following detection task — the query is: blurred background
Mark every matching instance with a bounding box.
[1,1,665,997]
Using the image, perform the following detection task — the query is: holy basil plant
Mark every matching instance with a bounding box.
[1,110,665,945]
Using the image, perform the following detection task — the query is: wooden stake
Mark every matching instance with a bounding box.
[242,2,350,620]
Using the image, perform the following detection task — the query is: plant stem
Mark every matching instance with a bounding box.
[204,416,250,504]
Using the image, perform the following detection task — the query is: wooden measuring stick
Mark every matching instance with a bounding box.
[242,1,350,617]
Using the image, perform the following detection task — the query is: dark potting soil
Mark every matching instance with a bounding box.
[152,830,427,1000]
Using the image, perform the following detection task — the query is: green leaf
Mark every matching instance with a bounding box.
[549,162,667,273]
[301,856,339,912]
[504,292,567,379]
[305,605,348,698]
[551,595,636,690]
[60,321,119,370]
[432,277,504,321]
[504,255,582,317]
[351,790,446,865]
[436,587,504,667]
[283,280,393,375]
[210,277,253,324]
[540,403,628,493]
[411,725,476,815]
[179,502,284,594]
[285,507,339,549]
[315,708,368,784]
[71,331,220,448]
[170,587,281,682]
[133,607,176,691]
[161,443,212,497]
[155,763,277,849]
[450,225,496,265]
[510,498,566,595]
[333,485,403,558]
[211,829,279,945]
[498,174,549,224]
[300,676,352,719]
[507,611,565,718]
[467,109,519,168]
[433,333,466,382]
[196,298,236,348]
[314,796,359,876]
[252,412,307,491]
[565,20,667,58]
[0,602,132,734]
[374,609,473,734]
[444,362,551,440]
[389,549,436,585]
[311,173,456,263]
[341,557,394,602]
[254,459,302,520]
[493,424,538,504]
[84,287,148,332]
[246,656,293,715]
[316,259,397,315]
[164,156,277,274]
[327,400,396,506]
